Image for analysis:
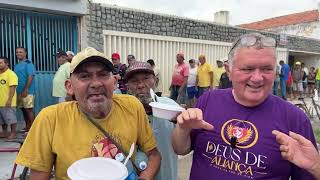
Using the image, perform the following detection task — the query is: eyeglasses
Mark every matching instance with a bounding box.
[229,35,276,54]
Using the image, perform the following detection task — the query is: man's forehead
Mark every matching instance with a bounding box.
[129,72,154,79]
[235,47,276,56]
[73,61,111,73]
[16,48,26,52]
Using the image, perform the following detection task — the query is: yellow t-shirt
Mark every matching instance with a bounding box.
[0,69,18,107]
[316,68,320,80]
[197,63,213,87]
[213,67,225,87]
[16,95,157,179]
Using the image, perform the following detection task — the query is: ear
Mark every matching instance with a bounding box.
[112,75,118,90]
[65,79,74,96]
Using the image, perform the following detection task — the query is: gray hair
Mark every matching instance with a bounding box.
[228,33,277,69]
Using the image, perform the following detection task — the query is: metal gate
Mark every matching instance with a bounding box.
[0,8,78,114]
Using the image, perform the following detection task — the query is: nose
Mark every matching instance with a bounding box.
[89,75,103,88]
[250,69,263,82]
[136,80,147,89]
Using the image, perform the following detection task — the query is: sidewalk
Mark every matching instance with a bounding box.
[0,121,26,179]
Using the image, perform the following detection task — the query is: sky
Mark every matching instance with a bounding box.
[92,0,320,25]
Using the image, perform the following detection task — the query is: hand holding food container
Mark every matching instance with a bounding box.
[149,88,185,121]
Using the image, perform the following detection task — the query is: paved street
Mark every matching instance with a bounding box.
[1,97,320,179]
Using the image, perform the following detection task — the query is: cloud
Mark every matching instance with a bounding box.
[93,0,319,25]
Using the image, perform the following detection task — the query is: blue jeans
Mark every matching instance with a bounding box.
[170,85,186,104]
[170,85,180,101]
[273,81,280,96]
[280,79,287,100]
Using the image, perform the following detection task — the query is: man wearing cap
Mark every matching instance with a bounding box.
[14,47,36,132]
[292,61,304,99]
[213,60,225,89]
[196,54,213,97]
[66,51,75,62]
[112,53,127,94]
[16,47,161,180]
[52,50,70,103]
[126,61,178,180]
[127,54,136,67]
[170,53,189,104]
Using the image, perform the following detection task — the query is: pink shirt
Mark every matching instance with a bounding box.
[171,63,189,86]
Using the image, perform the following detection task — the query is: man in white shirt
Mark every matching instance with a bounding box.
[186,59,198,107]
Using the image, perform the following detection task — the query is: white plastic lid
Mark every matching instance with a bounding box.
[149,102,185,112]
[67,157,128,180]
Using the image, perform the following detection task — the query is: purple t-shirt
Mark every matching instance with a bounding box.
[190,89,317,180]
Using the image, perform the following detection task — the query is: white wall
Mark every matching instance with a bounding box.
[103,30,289,96]
[103,30,232,95]
[277,49,289,64]
[267,21,320,39]
[0,0,87,15]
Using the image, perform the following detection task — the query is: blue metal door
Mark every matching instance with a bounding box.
[0,8,78,114]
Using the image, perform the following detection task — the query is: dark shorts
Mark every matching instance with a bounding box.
[187,86,198,99]
[303,82,307,89]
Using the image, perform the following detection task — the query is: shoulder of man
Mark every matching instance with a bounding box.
[36,102,76,122]
[8,69,18,79]
[25,59,33,64]
[113,94,142,107]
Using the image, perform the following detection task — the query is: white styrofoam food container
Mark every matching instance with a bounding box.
[67,157,128,180]
[149,102,185,120]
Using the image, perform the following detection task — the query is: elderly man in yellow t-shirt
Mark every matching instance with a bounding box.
[0,57,18,139]
[196,54,213,97]
[16,47,161,180]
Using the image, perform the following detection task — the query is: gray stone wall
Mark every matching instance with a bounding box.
[85,3,320,53]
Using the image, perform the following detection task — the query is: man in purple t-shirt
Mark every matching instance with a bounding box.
[172,33,317,180]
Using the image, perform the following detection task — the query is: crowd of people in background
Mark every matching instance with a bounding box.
[277,60,319,100]
[109,51,233,109]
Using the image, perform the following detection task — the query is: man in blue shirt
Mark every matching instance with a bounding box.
[279,60,290,100]
[14,47,36,132]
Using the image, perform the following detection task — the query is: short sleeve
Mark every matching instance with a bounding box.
[208,64,213,72]
[8,72,18,86]
[183,65,189,77]
[65,63,71,79]
[16,108,55,172]
[26,63,36,76]
[136,101,157,152]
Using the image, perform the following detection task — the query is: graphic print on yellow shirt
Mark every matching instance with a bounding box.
[91,135,121,158]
